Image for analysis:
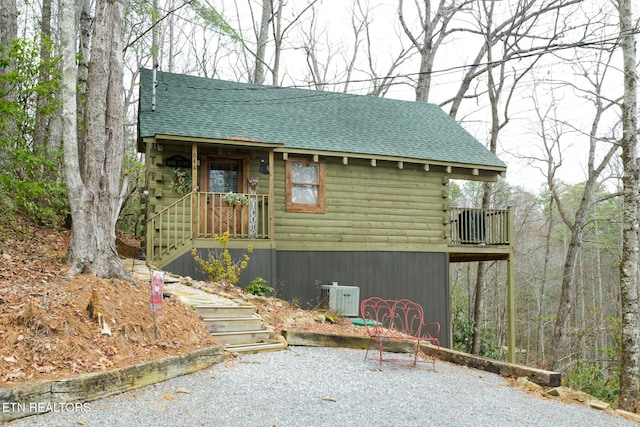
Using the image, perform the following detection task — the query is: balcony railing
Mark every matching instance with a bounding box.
[194,192,270,239]
[146,192,271,263]
[450,207,511,246]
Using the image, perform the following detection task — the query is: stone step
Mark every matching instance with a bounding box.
[209,329,272,345]
[203,317,263,333]
[226,341,286,354]
[194,304,256,319]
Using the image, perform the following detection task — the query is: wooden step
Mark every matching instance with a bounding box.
[194,304,256,318]
[203,317,262,333]
[226,341,286,354]
[209,329,272,345]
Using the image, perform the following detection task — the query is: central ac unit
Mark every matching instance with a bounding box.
[320,284,360,317]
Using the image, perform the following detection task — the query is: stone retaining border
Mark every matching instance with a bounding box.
[282,330,561,387]
[0,345,223,423]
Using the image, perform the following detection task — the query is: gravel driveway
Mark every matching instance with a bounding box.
[8,346,637,427]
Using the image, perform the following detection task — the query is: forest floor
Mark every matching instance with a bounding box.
[0,220,360,386]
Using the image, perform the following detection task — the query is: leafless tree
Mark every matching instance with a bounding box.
[616,0,639,412]
[398,0,473,102]
[527,39,622,369]
[62,0,133,281]
[0,0,18,166]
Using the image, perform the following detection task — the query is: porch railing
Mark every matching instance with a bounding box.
[194,192,270,239]
[146,193,193,263]
[449,207,511,246]
[146,192,271,263]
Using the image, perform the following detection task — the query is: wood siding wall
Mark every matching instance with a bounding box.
[273,157,450,251]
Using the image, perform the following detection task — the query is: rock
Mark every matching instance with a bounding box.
[565,390,590,402]
[588,400,609,411]
[313,314,327,323]
[545,386,571,397]
[516,377,542,392]
[294,316,313,325]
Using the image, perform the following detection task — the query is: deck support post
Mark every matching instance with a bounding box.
[507,249,516,363]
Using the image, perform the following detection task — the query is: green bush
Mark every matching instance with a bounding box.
[451,302,502,360]
[245,277,274,296]
[0,37,67,228]
[566,361,619,404]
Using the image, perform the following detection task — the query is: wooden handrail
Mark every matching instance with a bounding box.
[449,207,511,246]
[146,191,272,264]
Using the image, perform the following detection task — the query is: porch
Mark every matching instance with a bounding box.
[145,191,272,265]
[448,207,513,262]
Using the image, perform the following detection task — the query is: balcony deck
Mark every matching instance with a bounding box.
[448,207,512,262]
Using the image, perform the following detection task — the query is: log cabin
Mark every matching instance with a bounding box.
[137,68,515,357]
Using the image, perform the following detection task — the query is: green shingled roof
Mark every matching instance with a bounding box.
[138,68,506,170]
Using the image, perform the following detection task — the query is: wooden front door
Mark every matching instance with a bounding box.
[199,155,248,237]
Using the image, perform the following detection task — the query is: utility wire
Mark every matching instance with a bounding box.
[150,27,640,98]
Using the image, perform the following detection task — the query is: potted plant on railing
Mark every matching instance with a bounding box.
[222,192,249,206]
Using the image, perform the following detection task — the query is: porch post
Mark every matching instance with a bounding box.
[269,149,275,239]
[191,143,198,192]
[191,143,198,238]
[507,248,516,363]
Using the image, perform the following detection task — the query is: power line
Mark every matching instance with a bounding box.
[150,26,639,101]
[287,29,640,90]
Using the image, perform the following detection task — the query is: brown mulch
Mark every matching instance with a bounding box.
[0,221,216,386]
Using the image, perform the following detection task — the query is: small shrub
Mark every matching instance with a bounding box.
[192,232,252,287]
[566,360,619,404]
[245,277,274,296]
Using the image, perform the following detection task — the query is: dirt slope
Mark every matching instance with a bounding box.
[0,222,216,385]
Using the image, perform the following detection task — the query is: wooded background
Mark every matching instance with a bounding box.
[1,0,638,410]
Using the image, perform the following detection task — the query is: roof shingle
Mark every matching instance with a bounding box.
[138,68,506,170]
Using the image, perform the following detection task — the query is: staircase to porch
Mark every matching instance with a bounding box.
[194,304,286,353]
[131,259,285,354]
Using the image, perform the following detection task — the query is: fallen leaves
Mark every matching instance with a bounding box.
[0,220,217,385]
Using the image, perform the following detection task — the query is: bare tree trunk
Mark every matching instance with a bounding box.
[398,0,462,103]
[76,0,92,168]
[537,195,554,365]
[471,260,488,354]
[550,226,582,367]
[0,0,17,167]
[617,0,639,412]
[64,0,133,282]
[33,0,53,159]
[253,0,271,85]
[270,0,284,85]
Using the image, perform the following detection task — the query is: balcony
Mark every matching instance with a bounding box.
[449,207,511,246]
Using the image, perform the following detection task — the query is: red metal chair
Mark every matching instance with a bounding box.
[360,296,440,369]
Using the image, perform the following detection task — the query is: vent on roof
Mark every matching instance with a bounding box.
[320,284,360,317]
